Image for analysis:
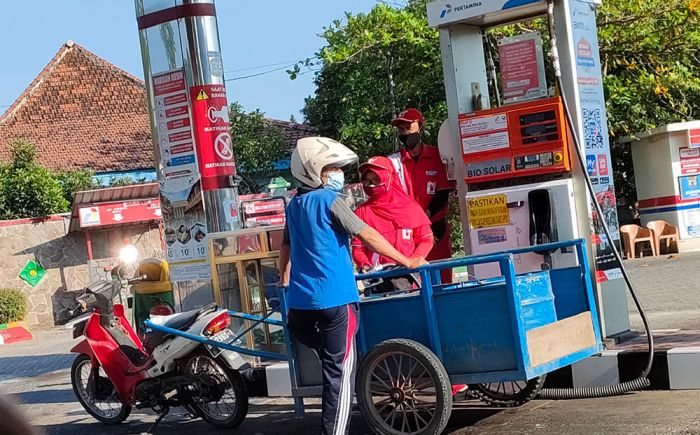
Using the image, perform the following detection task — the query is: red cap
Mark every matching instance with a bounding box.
[391,108,424,126]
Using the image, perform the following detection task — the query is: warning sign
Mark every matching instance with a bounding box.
[190,84,236,190]
[152,69,198,180]
[468,194,510,229]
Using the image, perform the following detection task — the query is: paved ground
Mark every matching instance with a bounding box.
[1,253,700,434]
[624,251,700,330]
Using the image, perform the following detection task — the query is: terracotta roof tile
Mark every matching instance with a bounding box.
[0,41,314,173]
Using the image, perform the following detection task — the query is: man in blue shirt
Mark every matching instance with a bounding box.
[279,137,426,435]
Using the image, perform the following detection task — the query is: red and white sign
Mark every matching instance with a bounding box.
[689,128,700,149]
[153,69,198,179]
[498,33,547,103]
[79,199,161,228]
[190,84,236,190]
[598,154,609,176]
[681,147,700,175]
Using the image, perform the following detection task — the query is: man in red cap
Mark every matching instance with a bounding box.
[388,108,456,283]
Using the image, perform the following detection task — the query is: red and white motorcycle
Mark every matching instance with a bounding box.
[68,248,249,431]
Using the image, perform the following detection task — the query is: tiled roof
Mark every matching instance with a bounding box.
[0,41,153,173]
[267,119,315,151]
[0,41,314,173]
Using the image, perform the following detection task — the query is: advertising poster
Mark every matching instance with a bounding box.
[160,196,211,282]
[150,70,211,282]
[680,148,700,175]
[498,33,548,104]
[571,0,622,282]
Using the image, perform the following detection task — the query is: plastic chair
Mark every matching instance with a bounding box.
[620,224,657,259]
[646,220,680,255]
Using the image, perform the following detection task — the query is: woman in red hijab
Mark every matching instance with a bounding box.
[352,156,433,272]
[352,156,467,397]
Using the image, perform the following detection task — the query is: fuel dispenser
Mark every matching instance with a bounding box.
[428,0,632,338]
[458,97,581,278]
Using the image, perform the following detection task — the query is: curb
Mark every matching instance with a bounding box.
[0,325,33,345]
[544,346,700,390]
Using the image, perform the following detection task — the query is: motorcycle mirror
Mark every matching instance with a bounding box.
[119,244,139,264]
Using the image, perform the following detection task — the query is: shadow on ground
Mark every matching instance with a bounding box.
[36,399,504,434]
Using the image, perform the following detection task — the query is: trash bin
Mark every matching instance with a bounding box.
[131,258,174,333]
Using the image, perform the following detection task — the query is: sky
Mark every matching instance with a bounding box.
[0,0,378,122]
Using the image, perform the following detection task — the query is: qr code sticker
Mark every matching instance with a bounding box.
[583,108,604,150]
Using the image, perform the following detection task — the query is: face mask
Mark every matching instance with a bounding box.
[398,132,422,150]
[364,183,387,198]
[324,171,345,192]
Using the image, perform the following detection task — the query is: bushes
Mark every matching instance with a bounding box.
[0,288,27,324]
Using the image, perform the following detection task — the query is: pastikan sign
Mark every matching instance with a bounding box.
[190,84,236,191]
[468,194,510,229]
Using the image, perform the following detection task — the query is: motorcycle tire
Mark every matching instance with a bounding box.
[70,354,131,424]
[182,349,248,429]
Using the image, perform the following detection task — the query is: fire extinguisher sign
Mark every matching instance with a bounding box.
[190,84,236,190]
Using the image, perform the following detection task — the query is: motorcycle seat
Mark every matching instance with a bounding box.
[143,308,203,353]
[160,309,201,331]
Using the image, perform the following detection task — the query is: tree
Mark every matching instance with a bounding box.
[598,0,700,206]
[300,0,445,164]
[0,141,69,220]
[302,0,700,211]
[56,169,98,204]
[229,102,291,194]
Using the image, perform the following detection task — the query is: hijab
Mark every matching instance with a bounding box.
[355,156,431,234]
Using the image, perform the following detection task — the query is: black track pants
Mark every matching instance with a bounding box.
[287,304,359,435]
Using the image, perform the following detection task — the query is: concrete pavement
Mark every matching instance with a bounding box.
[1,252,700,433]
[625,251,700,331]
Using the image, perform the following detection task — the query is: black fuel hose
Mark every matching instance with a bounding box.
[538,0,653,399]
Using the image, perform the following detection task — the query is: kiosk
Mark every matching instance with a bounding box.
[623,121,700,251]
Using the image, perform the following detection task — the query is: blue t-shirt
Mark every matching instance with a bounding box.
[285,188,365,310]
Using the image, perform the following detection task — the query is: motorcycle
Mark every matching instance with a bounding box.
[68,251,249,431]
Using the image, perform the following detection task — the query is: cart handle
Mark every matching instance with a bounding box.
[356,238,585,281]
[143,318,288,361]
[227,310,284,327]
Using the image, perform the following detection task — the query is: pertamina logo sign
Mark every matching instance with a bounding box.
[440,1,483,18]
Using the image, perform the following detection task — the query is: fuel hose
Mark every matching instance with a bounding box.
[537,0,653,399]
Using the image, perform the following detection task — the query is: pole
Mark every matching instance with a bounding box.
[135,0,240,308]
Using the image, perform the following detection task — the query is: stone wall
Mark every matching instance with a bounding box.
[0,215,163,327]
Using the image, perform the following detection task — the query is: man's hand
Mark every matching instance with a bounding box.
[404,256,428,270]
[361,265,372,273]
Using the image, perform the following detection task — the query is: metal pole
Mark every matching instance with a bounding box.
[135,0,240,308]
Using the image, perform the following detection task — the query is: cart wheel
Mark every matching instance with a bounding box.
[356,339,452,435]
[471,375,546,407]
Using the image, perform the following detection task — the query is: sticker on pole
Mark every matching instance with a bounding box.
[190,84,235,190]
[467,194,510,229]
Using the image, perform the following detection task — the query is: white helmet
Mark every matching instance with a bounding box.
[291,137,358,188]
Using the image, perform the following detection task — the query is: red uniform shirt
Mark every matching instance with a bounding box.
[352,223,433,269]
[389,145,455,223]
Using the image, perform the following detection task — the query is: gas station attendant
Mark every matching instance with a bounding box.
[388,109,456,282]
[279,137,427,435]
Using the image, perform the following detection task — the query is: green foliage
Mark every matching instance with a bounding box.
[56,169,98,203]
[301,0,446,163]
[598,0,700,205]
[107,175,148,187]
[0,288,28,324]
[229,102,290,194]
[302,0,700,211]
[0,141,69,220]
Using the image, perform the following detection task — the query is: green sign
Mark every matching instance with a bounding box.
[19,260,46,287]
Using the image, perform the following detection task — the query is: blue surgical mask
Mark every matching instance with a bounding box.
[324,171,345,192]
